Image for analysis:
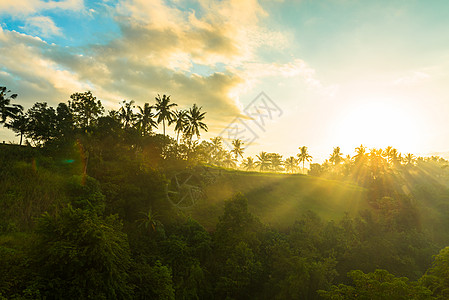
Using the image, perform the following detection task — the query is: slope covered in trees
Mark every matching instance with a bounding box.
[2,88,449,299]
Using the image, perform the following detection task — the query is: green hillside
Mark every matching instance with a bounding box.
[189,170,368,230]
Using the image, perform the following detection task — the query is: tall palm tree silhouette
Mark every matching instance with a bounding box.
[329,146,343,165]
[6,111,27,145]
[242,157,255,171]
[285,156,298,173]
[222,152,236,168]
[173,109,188,143]
[231,139,244,160]
[118,100,136,128]
[136,103,157,136]
[185,104,208,142]
[256,151,270,172]
[297,146,312,173]
[383,146,400,167]
[0,87,22,125]
[154,94,177,136]
[404,153,416,166]
[353,144,367,163]
[270,153,284,172]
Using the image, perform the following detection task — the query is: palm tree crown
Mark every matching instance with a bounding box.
[231,139,244,160]
[154,94,177,135]
[136,103,157,136]
[330,146,343,165]
[242,157,255,171]
[118,100,136,128]
[185,104,208,141]
[297,146,312,173]
[285,156,298,173]
[256,151,271,172]
[173,109,188,142]
[0,87,22,124]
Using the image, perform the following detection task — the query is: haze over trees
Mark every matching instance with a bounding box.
[2,87,449,299]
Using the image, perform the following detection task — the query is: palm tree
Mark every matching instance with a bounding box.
[383,146,399,167]
[6,110,27,145]
[185,104,208,142]
[154,94,177,136]
[242,157,255,171]
[297,146,312,173]
[231,139,244,160]
[404,153,416,166]
[0,86,22,125]
[222,151,236,168]
[329,146,343,165]
[353,144,367,163]
[173,109,188,143]
[118,100,136,128]
[210,137,224,165]
[136,103,157,136]
[285,156,298,173]
[269,153,284,172]
[256,151,271,172]
[136,208,162,233]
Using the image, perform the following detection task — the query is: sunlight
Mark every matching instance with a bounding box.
[334,99,422,153]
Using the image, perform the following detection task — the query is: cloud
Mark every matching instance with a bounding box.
[20,16,62,37]
[0,0,84,17]
[0,0,330,138]
[0,26,89,104]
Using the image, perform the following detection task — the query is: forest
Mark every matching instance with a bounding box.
[1,86,449,299]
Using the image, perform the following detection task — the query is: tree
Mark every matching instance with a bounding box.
[210,137,223,158]
[222,151,237,168]
[0,86,22,125]
[297,146,312,173]
[285,156,298,173]
[242,157,255,171]
[319,269,432,299]
[185,104,208,142]
[421,246,449,298]
[231,139,244,160]
[136,103,158,136]
[69,91,104,131]
[55,102,74,142]
[136,208,162,234]
[26,102,57,145]
[118,100,136,129]
[214,194,264,299]
[353,144,367,163]
[154,94,177,136]
[35,206,132,299]
[404,153,416,166]
[256,151,270,172]
[5,109,27,145]
[172,109,188,143]
[329,146,343,165]
[269,153,284,172]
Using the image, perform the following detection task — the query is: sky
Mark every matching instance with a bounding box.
[1,0,449,162]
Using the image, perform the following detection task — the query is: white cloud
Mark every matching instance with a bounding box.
[0,0,84,17]
[0,0,331,134]
[20,16,62,37]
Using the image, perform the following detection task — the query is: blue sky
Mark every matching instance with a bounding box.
[1,0,449,162]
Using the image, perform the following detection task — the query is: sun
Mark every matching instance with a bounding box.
[333,99,422,153]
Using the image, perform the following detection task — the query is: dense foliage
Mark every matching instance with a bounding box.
[2,88,449,299]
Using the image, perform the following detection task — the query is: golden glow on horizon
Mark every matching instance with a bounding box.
[334,99,422,153]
